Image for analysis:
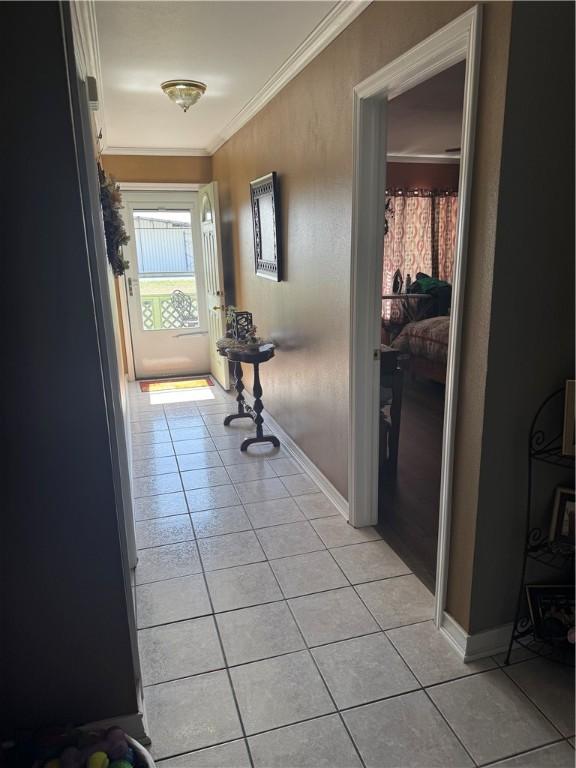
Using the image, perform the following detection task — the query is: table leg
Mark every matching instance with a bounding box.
[224,362,254,426]
[241,362,280,451]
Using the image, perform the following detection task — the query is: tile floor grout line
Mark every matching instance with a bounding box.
[149,408,256,767]
[186,472,257,768]
[137,622,568,733]
[420,686,480,766]
[384,627,495,690]
[499,663,569,739]
[322,542,423,636]
[153,737,248,765]
[151,710,380,764]
[132,386,571,765]
[182,438,368,766]
[137,612,215,632]
[477,737,573,767]
[135,504,337,528]
[135,535,196,551]
[266,569,369,768]
[318,538,431,687]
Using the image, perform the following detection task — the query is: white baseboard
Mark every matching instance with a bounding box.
[440,612,513,662]
[243,394,350,521]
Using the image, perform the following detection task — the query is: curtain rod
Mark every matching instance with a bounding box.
[385,187,458,197]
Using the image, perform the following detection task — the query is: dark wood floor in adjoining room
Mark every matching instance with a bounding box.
[377,377,446,593]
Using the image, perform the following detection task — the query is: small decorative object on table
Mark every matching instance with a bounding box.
[216,309,279,451]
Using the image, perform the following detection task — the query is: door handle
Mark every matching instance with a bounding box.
[212,305,226,311]
[128,277,134,296]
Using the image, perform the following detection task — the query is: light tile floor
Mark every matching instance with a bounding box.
[128,382,575,767]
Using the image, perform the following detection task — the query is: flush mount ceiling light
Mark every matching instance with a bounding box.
[161,80,207,112]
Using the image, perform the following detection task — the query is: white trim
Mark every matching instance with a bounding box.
[348,6,482,634]
[97,1,369,158]
[387,153,460,164]
[119,280,135,382]
[118,182,202,192]
[206,1,370,155]
[434,6,482,629]
[70,0,107,151]
[104,147,211,157]
[440,612,513,662]
[119,190,208,380]
[243,393,349,520]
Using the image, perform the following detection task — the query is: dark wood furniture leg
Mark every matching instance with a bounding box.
[241,362,279,451]
[388,367,404,472]
[224,362,255,426]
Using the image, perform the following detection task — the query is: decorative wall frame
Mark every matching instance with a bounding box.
[250,172,282,281]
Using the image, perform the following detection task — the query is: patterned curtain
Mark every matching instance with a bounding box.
[433,194,459,282]
[382,190,458,322]
[382,195,433,321]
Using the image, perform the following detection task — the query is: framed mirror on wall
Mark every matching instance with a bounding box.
[250,172,282,281]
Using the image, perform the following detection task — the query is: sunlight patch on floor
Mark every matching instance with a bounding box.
[148,387,216,405]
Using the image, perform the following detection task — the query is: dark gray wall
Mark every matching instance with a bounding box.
[0,2,139,734]
[470,1,575,633]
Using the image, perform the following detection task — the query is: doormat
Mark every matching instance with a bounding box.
[139,376,214,393]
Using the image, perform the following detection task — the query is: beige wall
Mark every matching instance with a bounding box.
[102,153,212,183]
[213,1,513,631]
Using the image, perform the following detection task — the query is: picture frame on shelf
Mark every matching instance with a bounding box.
[549,486,575,544]
[562,380,575,456]
[250,172,282,281]
[526,584,575,643]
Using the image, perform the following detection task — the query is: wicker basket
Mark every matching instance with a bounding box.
[127,736,156,768]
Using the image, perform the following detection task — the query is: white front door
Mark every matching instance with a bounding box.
[122,191,210,379]
[198,182,230,389]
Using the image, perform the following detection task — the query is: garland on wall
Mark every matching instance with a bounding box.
[98,164,130,276]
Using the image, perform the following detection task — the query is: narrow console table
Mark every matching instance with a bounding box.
[223,343,280,452]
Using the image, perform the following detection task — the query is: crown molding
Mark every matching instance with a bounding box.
[103,146,211,157]
[87,0,370,158]
[206,0,371,155]
[387,153,461,164]
[70,0,108,150]
[118,182,202,192]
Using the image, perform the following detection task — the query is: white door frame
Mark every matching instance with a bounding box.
[119,187,207,380]
[348,6,482,627]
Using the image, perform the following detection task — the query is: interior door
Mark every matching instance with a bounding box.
[123,192,210,379]
[198,182,230,389]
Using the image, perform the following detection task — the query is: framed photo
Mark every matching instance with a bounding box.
[526,584,575,643]
[549,486,575,544]
[250,172,282,281]
[562,380,575,456]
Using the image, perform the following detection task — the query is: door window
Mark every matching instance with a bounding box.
[132,209,201,331]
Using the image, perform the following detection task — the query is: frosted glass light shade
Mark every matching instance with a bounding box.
[161,80,207,112]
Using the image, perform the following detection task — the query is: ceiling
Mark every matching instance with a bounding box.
[387,61,466,160]
[95,1,343,155]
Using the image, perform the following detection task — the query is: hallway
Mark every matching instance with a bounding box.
[129,382,574,768]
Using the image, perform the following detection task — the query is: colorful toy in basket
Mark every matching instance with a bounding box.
[41,728,141,768]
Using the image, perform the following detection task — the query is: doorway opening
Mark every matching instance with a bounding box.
[120,186,229,389]
[348,7,482,628]
[378,62,465,593]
